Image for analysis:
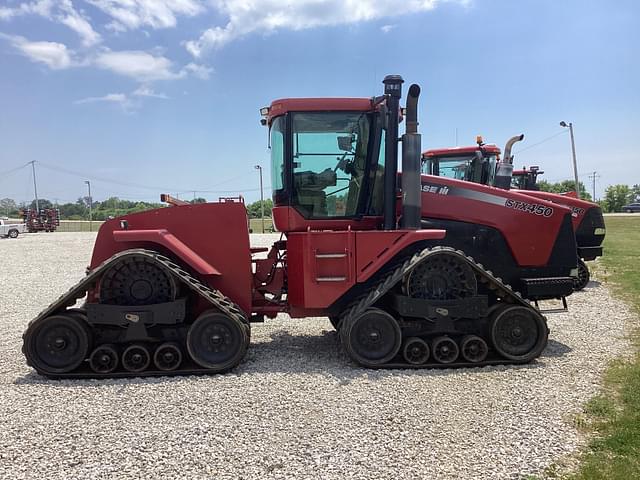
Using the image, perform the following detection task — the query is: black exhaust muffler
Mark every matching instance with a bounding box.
[400,84,422,230]
[382,75,403,230]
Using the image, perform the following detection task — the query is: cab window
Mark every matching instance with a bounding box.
[291,112,370,218]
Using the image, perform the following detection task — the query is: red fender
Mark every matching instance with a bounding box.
[113,229,221,276]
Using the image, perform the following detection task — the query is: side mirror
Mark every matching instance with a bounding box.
[337,135,354,151]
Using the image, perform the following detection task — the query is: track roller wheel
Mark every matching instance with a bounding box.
[24,313,91,374]
[340,308,402,367]
[186,310,248,371]
[490,305,548,362]
[460,335,488,363]
[122,344,151,372]
[573,259,590,291]
[431,336,459,364]
[89,344,119,374]
[153,343,183,371]
[402,337,430,365]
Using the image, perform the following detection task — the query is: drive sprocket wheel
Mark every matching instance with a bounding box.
[100,256,177,306]
[340,308,402,367]
[490,305,548,362]
[25,314,91,374]
[573,259,590,291]
[404,253,477,300]
[186,310,248,371]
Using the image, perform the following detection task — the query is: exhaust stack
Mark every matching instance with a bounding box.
[494,134,524,190]
[400,84,422,230]
[382,75,404,230]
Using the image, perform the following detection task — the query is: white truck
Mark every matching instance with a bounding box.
[0,218,26,238]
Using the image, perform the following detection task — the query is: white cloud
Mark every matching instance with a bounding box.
[133,85,169,99]
[381,24,396,34]
[58,0,102,47]
[75,92,134,111]
[75,92,128,104]
[185,0,446,57]
[87,0,204,31]
[0,1,54,20]
[94,50,184,81]
[2,34,74,69]
[0,0,101,47]
[75,84,170,112]
[182,62,212,80]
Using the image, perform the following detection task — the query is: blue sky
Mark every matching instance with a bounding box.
[0,0,638,204]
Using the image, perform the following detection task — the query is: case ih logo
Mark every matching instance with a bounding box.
[504,199,554,217]
[421,184,450,195]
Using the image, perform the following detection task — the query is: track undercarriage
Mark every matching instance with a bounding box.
[337,247,549,369]
[22,247,549,379]
[22,250,251,379]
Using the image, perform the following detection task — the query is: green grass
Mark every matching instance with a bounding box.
[567,216,640,479]
[249,217,274,233]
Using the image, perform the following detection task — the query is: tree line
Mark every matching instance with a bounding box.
[1,184,636,220]
[0,196,274,221]
[537,181,640,212]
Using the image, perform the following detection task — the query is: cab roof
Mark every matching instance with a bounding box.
[423,145,501,157]
[267,98,375,123]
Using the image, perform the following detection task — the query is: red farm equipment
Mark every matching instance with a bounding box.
[23,76,574,379]
[22,208,60,233]
[422,135,605,290]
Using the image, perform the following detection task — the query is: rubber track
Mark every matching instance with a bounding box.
[22,249,250,378]
[339,246,549,369]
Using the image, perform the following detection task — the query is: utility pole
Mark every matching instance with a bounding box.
[588,171,600,201]
[254,165,265,233]
[560,121,580,199]
[30,160,39,213]
[84,180,92,232]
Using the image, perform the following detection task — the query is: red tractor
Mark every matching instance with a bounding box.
[24,76,570,379]
[423,135,605,290]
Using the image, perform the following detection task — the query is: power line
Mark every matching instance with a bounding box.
[0,161,30,177]
[36,161,262,194]
[513,130,568,155]
[0,162,30,183]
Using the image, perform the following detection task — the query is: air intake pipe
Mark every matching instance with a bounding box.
[494,133,524,190]
[382,75,404,230]
[400,84,422,229]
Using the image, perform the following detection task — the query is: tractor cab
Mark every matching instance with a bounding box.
[422,143,501,186]
[261,78,420,232]
[511,166,543,191]
[265,100,384,227]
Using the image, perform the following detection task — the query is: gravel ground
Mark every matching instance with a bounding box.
[0,232,634,480]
